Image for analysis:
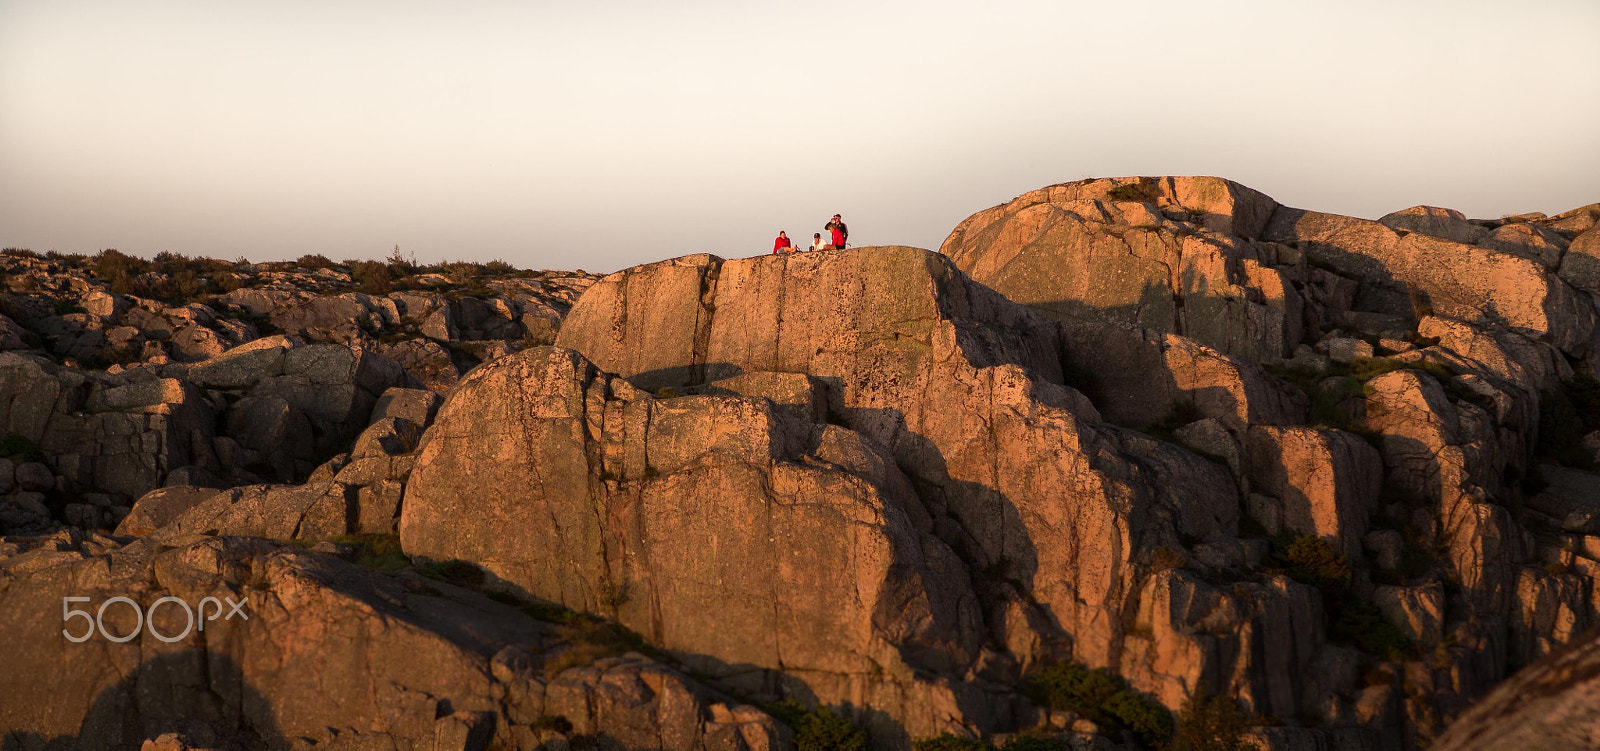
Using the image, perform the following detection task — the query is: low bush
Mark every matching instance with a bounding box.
[85,248,241,305]
[416,558,486,587]
[1537,375,1600,469]
[1023,662,1173,746]
[1266,533,1419,660]
[1168,693,1254,751]
[765,702,869,751]
[914,735,1072,751]
[1268,533,1350,589]
[330,533,410,572]
[531,714,574,734]
[1328,599,1416,662]
[351,261,393,295]
[914,736,992,751]
[1107,181,1157,202]
[0,433,45,463]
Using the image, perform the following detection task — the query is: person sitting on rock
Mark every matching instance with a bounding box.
[772,231,792,254]
[825,214,848,250]
[810,232,825,252]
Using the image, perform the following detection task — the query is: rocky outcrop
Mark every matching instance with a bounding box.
[0,352,213,501]
[1245,426,1382,560]
[0,251,596,537]
[1557,224,1600,294]
[940,177,1300,363]
[6,182,1600,750]
[1264,207,1594,356]
[402,346,1009,742]
[0,337,415,505]
[1431,625,1600,751]
[0,529,785,750]
[137,388,441,543]
[407,247,1405,742]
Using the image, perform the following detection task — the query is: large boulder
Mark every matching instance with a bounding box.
[1557,225,1600,295]
[1378,206,1488,246]
[940,176,1301,363]
[115,485,223,537]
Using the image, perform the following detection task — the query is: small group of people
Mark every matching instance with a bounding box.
[772,214,848,254]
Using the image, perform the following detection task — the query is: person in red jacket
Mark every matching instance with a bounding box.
[825,214,848,250]
[772,231,792,254]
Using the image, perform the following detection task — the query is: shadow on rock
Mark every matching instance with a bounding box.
[4,650,285,751]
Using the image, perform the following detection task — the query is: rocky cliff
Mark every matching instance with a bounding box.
[5,179,1600,750]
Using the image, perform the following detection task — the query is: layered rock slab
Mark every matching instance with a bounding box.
[0,531,779,750]
[1265,207,1596,355]
[401,345,995,741]
[1432,625,1600,751]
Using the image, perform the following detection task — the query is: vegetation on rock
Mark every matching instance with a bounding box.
[1023,661,1174,746]
[766,701,870,751]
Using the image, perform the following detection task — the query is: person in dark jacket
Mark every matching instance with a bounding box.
[825,214,848,250]
[772,231,793,254]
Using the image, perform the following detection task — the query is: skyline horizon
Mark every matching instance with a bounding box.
[3,1,1597,274]
[5,170,1596,275]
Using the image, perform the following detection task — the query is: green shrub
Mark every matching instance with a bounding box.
[913,734,1072,751]
[1537,379,1599,469]
[1350,357,1407,382]
[1267,534,1418,660]
[92,248,149,284]
[915,735,993,751]
[386,245,415,275]
[1024,662,1173,746]
[531,714,574,734]
[996,737,1071,751]
[766,702,869,751]
[0,433,45,463]
[1328,599,1416,661]
[1307,376,1364,431]
[351,261,393,295]
[151,251,232,275]
[1168,694,1254,751]
[296,253,336,269]
[417,559,486,587]
[1108,182,1155,202]
[216,272,249,294]
[1269,533,1350,589]
[330,533,410,572]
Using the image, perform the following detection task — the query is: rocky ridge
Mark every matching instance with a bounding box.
[5,180,1600,749]
[1,251,596,533]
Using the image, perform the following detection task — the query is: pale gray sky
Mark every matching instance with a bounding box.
[2,0,1597,273]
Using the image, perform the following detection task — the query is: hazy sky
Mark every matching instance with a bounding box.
[2,1,1597,273]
